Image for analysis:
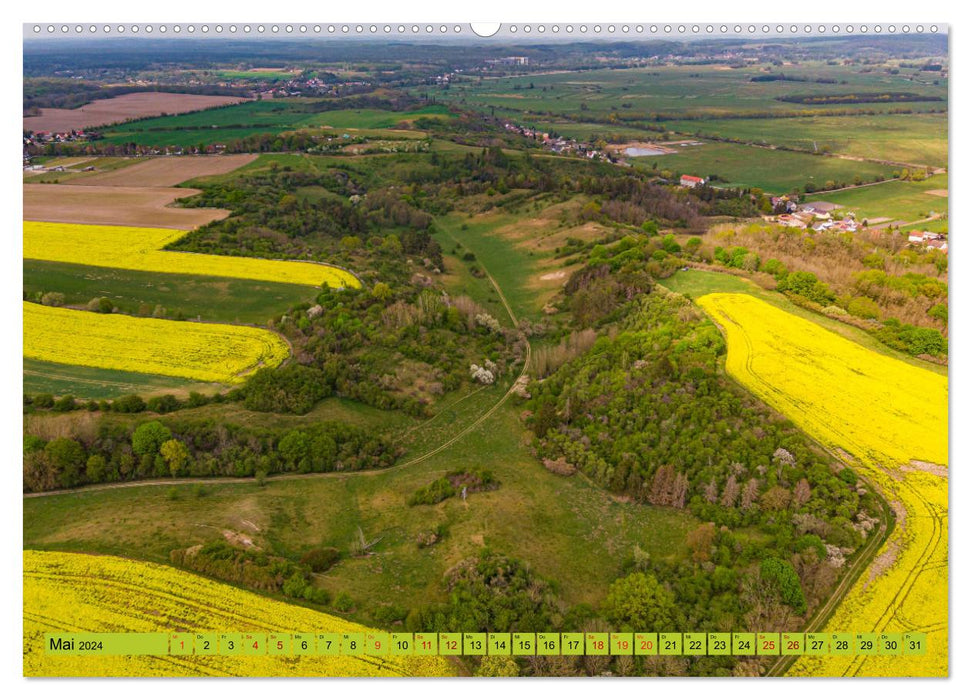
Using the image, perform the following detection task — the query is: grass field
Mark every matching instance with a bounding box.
[24,302,290,384]
[23,399,699,619]
[24,221,359,288]
[23,358,209,399]
[433,63,945,120]
[24,260,315,325]
[697,294,947,677]
[820,175,949,222]
[24,550,453,677]
[630,141,897,193]
[98,102,453,147]
[664,112,948,169]
[432,199,593,321]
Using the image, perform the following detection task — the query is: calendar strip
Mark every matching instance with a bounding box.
[45,631,927,657]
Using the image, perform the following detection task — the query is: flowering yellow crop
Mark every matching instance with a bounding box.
[24,550,453,677]
[24,302,289,384]
[697,293,947,677]
[24,221,360,289]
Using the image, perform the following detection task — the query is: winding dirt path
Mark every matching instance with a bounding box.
[24,256,531,500]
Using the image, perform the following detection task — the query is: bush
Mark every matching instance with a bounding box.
[408,477,456,506]
[112,394,146,413]
[53,394,77,412]
[333,591,355,612]
[33,393,54,409]
[146,394,181,414]
[300,547,341,573]
[242,364,334,415]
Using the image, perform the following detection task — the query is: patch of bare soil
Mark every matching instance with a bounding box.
[864,538,901,591]
[902,460,948,478]
[222,529,259,549]
[24,93,248,133]
[76,155,256,188]
[24,183,231,229]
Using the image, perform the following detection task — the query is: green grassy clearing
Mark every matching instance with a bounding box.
[23,399,699,617]
[821,174,948,221]
[24,260,316,325]
[431,63,945,120]
[434,209,553,321]
[631,141,897,193]
[23,358,214,399]
[98,102,452,147]
[665,112,948,169]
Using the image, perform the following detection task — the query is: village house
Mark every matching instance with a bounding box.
[680,174,705,188]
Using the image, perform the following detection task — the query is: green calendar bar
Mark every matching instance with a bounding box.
[45,633,169,656]
[42,631,926,656]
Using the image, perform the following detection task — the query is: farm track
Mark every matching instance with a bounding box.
[23,258,531,500]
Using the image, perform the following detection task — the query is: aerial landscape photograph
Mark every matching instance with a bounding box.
[19,21,949,681]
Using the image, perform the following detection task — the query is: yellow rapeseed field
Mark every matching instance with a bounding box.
[24,550,453,677]
[24,302,289,384]
[24,221,360,289]
[697,293,947,677]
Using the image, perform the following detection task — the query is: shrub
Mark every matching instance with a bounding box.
[300,547,341,573]
[408,477,456,506]
[243,364,333,415]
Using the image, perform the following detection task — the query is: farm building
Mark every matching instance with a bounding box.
[680,174,705,188]
[799,201,839,214]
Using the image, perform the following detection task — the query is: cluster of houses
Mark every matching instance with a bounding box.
[908,230,948,252]
[768,198,948,254]
[502,122,610,161]
[775,201,861,232]
[24,130,89,146]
